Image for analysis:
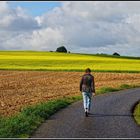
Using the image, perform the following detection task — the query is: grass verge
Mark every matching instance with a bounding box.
[133,102,140,125]
[96,84,140,95]
[0,96,81,138]
[0,84,140,138]
[0,68,140,73]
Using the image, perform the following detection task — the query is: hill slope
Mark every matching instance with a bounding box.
[0,51,139,72]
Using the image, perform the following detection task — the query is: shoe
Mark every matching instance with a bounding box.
[85,111,88,117]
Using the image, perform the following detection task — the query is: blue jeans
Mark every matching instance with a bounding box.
[82,92,92,112]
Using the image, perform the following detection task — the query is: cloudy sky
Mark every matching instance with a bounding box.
[0,1,140,56]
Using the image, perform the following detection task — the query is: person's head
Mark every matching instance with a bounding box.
[85,68,91,74]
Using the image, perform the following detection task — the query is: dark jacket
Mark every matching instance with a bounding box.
[80,73,95,93]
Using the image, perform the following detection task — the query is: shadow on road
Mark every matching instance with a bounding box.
[88,113,133,117]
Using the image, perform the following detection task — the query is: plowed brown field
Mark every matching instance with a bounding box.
[0,71,140,117]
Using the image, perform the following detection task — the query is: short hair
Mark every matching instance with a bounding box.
[85,68,91,73]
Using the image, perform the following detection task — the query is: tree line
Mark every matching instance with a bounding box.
[51,46,120,56]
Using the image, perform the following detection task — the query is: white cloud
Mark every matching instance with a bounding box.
[0,2,39,31]
[0,1,140,56]
[29,27,64,50]
[0,1,9,13]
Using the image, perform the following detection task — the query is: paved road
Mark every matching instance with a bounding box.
[31,88,140,138]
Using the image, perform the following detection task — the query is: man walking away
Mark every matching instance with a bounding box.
[80,68,95,117]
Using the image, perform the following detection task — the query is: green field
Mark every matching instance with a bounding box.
[0,51,140,72]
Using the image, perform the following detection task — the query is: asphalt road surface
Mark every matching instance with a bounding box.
[31,88,140,138]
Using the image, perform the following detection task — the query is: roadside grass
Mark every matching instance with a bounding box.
[0,97,82,138]
[133,102,140,125]
[0,84,140,138]
[96,84,140,95]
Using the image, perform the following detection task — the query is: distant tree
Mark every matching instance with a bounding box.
[113,52,120,56]
[56,46,67,53]
[101,53,108,55]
